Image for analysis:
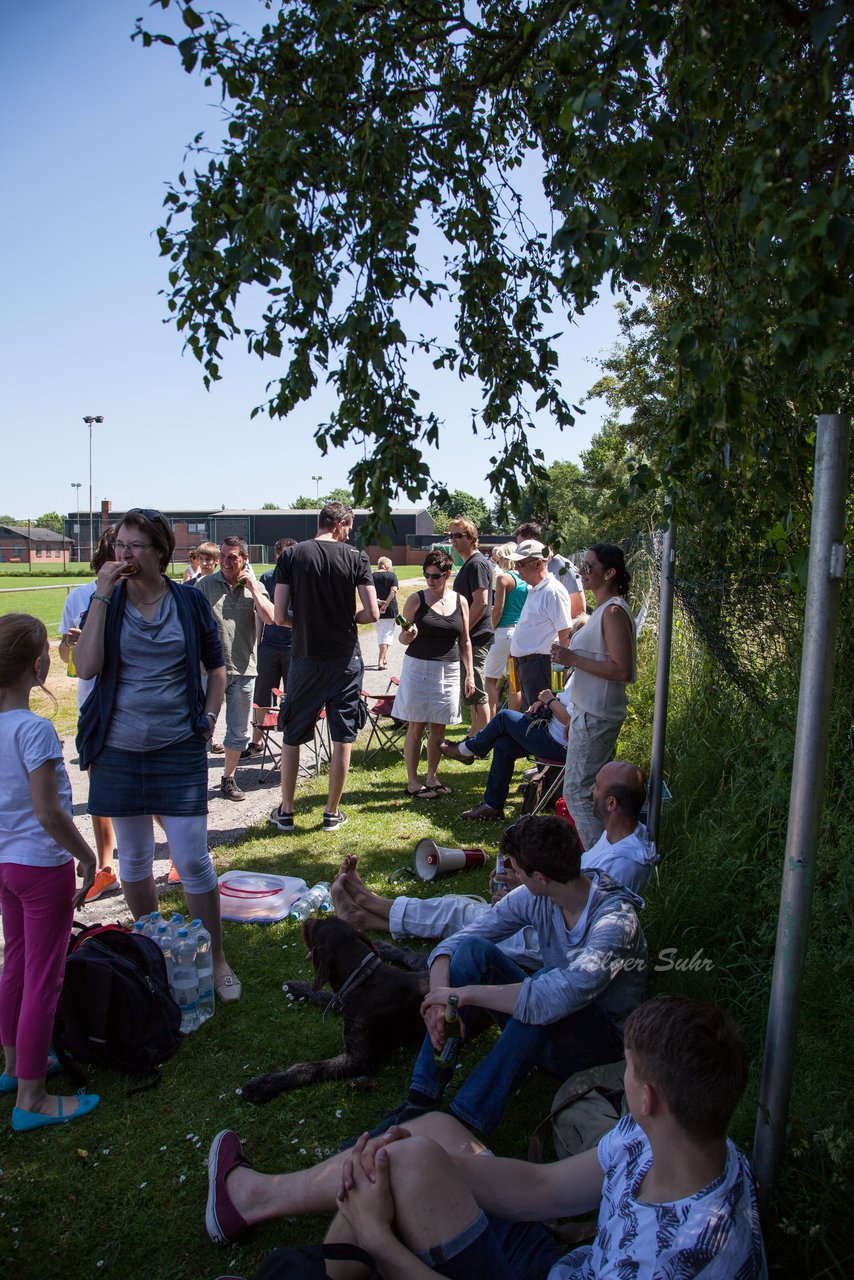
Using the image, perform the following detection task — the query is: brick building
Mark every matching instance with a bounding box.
[0,525,73,566]
[63,503,436,565]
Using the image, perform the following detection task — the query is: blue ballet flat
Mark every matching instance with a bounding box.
[11,1090,99,1132]
[0,1053,61,1094]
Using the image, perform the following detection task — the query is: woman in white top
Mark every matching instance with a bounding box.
[550,543,636,849]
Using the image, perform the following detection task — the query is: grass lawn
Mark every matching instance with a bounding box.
[0,565,424,635]
[1,738,549,1280]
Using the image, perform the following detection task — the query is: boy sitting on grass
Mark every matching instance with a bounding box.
[206,995,767,1278]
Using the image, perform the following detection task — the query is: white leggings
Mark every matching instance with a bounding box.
[111,815,217,895]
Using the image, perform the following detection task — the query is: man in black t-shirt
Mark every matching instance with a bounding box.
[271,503,378,833]
[450,518,494,735]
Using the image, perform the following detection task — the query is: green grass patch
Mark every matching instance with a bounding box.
[3,593,851,1278]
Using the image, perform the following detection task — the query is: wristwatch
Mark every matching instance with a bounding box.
[205,712,217,727]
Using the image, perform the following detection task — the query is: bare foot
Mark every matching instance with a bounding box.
[330,877,371,928]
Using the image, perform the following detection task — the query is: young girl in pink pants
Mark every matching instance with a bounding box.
[0,614,100,1132]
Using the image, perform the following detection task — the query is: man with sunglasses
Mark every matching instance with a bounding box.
[448,520,493,735]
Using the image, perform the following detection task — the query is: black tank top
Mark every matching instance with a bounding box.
[407,591,462,661]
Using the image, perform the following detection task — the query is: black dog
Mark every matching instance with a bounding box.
[241,916,429,1103]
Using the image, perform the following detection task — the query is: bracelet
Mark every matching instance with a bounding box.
[205,712,218,724]
[91,593,113,605]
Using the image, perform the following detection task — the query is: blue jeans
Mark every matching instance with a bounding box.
[465,710,564,811]
[411,937,624,1133]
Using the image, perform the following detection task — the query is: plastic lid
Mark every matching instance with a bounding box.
[176,927,189,936]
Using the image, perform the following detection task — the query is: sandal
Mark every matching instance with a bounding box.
[406,785,440,800]
[428,783,453,796]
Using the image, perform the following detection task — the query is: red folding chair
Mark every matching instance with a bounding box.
[361,676,407,765]
[251,693,282,784]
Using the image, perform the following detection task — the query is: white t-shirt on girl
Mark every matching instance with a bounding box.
[0,710,73,866]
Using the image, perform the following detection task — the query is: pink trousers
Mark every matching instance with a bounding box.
[0,860,74,1079]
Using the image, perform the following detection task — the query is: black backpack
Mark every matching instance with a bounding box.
[53,923,182,1091]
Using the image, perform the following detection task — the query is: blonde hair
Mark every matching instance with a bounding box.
[377,556,393,571]
[449,517,478,546]
[493,542,517,571]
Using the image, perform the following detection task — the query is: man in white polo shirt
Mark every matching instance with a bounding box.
[508,540,575,709]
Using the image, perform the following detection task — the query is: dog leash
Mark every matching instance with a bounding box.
[323,952,382,1021]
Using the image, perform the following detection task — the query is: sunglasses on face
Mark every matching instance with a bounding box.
[448,532,467,539]
[424,571,447,580]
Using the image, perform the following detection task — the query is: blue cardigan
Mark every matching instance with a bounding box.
[76,578,224,769]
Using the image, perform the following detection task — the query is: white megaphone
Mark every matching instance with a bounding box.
[414,838,487,881]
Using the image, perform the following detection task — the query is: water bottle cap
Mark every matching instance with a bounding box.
[157,923,169,934]
[177,927,189,936]
[191,919,202,928]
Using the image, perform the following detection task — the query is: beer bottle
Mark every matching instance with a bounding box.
[395,613,413,631]
[433,993,462,1071]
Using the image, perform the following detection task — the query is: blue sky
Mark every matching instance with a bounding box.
[0,0,623,522]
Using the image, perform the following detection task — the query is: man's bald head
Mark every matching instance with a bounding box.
[592,761,646,822]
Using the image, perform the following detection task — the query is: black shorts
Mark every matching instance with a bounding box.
[278,654,364,745]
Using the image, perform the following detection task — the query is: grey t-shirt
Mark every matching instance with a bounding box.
[106,593,191,751]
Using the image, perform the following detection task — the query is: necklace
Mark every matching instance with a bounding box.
[128,585,168,607]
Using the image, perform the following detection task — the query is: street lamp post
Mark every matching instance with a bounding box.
[82,415,104,561]
[311,474,322,503]
[71,482,82,564]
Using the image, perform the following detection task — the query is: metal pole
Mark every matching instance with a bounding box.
[72,483,81,563]
[88,420,93,561]
[647,516,675,843]
[753,413,851,1199]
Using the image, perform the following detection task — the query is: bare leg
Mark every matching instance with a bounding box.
[91,815,116,872]
[425,723,447,788]
[485,676,500,723]
[14,1073,90,1119]
[377,643,389,669]
[222,1114,485,1231]
[468,701,490,736]
[326,741,352,815]
[404,722,426,792]
[223,746,241,782]
[121,875,158,921]
[279,743,301,813]
[184,886,232,980]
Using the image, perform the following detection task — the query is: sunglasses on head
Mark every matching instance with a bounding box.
[500,815,532,854]
[125,507,166,524]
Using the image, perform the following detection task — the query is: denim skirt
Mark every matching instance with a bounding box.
[88,736,208,817]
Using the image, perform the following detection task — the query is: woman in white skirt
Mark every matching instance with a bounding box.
[395,548,475,799]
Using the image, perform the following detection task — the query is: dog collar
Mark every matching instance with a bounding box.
[324,952,382,1020]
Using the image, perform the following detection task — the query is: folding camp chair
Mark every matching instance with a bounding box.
[302,708,333,778]
[362,676,407,765]
[522,757,568,817]
[251,692,283,784]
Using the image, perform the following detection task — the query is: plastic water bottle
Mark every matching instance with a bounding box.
[142,911,163,939]
[168,912,185,938]
[190,919,215,1023]
[172,928,200,1034]
[155,923,175,984]
[288,895,313,922]
[305,882,333,913]
[133,919,148,938]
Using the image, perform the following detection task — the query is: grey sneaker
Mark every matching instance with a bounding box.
[220,776,246,802]
[322,809,348,831]
[270,806,295,832]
